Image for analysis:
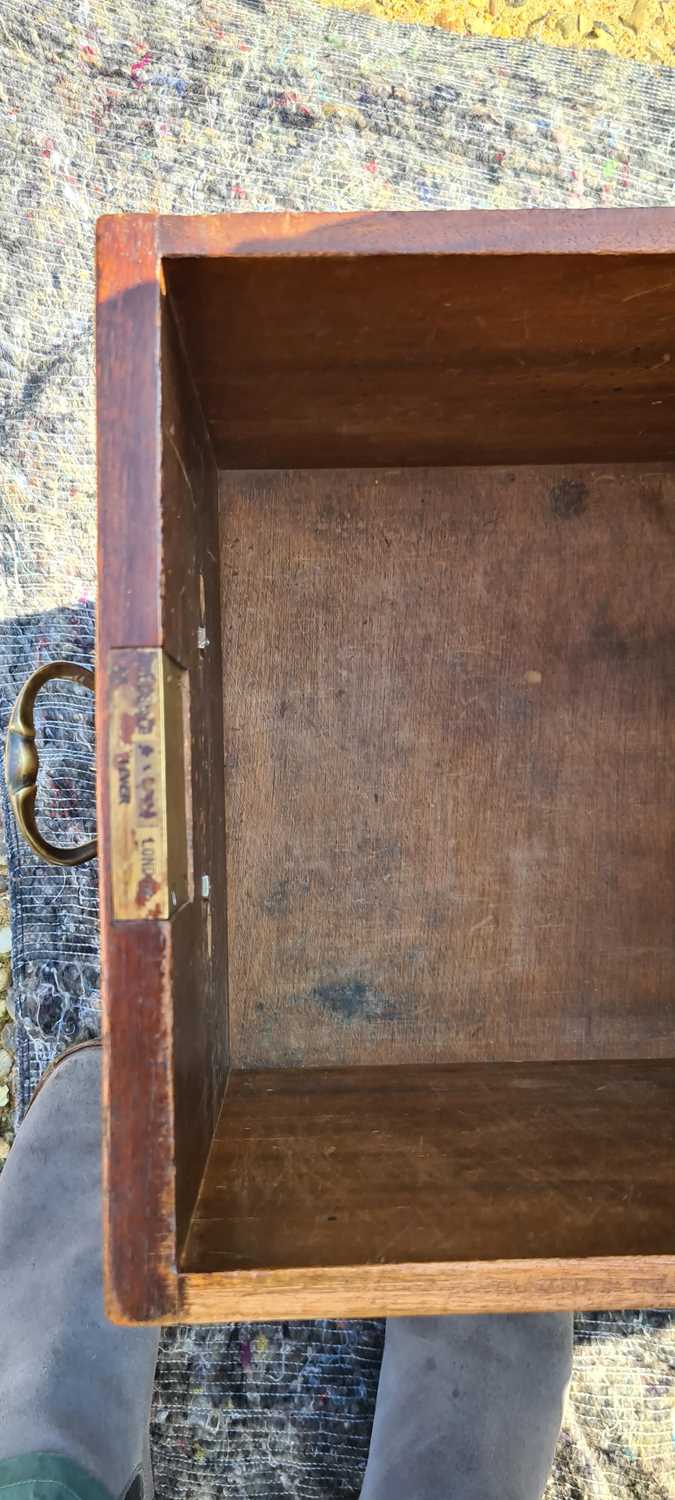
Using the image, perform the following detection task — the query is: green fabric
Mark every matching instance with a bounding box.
[0,1453,114,1500]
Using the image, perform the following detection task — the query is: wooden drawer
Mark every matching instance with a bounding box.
[97,210,675,1324]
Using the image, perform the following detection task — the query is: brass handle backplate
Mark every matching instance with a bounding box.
[4,661,97,866]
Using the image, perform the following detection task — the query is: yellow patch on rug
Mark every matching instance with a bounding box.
[313,0,674,66]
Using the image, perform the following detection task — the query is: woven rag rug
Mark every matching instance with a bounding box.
[1,3,675,1496]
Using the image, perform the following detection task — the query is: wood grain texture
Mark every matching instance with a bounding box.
[160,297,230,1260]
[97,216,162,647]
[166,243,675,467]
[156,208,675,258]
[219,464,675,1070]
[97,217,179,1321]
[178,1255,675,1323]
[97,218,229,1320]
[98,211,675,1323]
[183,1062,675,1277]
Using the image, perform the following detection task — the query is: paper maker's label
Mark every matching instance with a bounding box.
[108,648,188,920]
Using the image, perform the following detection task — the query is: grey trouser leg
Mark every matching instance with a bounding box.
[0,1047,159,1499]
[361,1314,573,1500]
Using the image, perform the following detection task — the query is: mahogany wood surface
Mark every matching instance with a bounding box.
[178,1256,675,1323]
[97,216,229,1319]
[184,1061,675,1274]
[98,210,675,1322]
[163,215,675,469]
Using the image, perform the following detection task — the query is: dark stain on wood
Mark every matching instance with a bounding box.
[293,976,402,1025]
[549,477,588,518]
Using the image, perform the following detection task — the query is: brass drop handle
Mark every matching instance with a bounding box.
[4,661,97,866]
